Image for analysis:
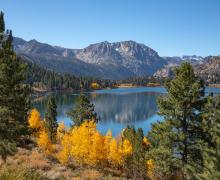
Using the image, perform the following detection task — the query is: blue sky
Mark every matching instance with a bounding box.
[1,0,220,56]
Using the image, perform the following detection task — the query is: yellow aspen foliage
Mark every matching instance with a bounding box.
[70,120,97,165]
[104,130,112,154]
[108,139,122,165]
[121,139,132,156]
[89,131,105,165]
[90,82,100,89]
[37,130,53,155]
[28,109,43,130]
[57,120,133,167]
[56,121,66,141]
[28,108,54,156]
[57,133,71,164]
[146,159,154,177]
[143,137,151,146]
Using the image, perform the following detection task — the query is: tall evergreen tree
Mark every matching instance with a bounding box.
[45,96,58,143]
[148,63,208,179]
[0,11,5,33]
[123,127,149,179]
[0,11,30,161]
[147,120,174,178]
[67,94,98,127]
[200,95,220,178]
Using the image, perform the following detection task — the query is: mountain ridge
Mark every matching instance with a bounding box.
[13,37,220,81]
[13,37,167,79]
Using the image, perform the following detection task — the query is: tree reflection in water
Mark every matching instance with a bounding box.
[33,88,165,136]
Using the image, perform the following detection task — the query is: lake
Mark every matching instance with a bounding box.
[33,87,220,136]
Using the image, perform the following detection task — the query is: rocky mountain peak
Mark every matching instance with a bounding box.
[76,41,121,64]
[112,40,159,60]
[83,41,113,54]
[28,39,38,43]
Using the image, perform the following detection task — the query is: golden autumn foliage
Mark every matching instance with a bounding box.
[143,137,151,146]
[121,139,132,156]
[28,109,43,130]
[90,131,106,164]
[57,120,133,167]
[108,138,133,166]
[90,82,100,89]
[104,130,112,155]
[28,109,54,155]
[56,132,71,164]
[146,159,154,177]
[37,130,53,155]
[28,109,154,177]
[56,121,66,142]
[108,139,122,165]
[70,120,97,165]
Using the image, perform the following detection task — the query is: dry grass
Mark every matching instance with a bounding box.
[13,148,51,170]
[0,145,129,180]
[0,166,47,180]
[29,151,51,170]
[80,169,104,180]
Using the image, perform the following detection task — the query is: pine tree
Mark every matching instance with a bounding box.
[45,96,58,143]
[147,120,174,178]
[67,94,98,127]
[0,11,30,161]
[123,127,150,179]
[149,63,208,179]
[0,11,5,34]
[200,95,220,178]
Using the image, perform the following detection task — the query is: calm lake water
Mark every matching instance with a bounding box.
[33,87,220,136]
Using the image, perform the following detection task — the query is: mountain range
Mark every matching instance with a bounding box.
[13,37,220,80]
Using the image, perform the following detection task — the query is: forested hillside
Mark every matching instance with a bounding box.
[23,59,117,91]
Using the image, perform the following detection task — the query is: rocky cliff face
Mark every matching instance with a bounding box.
[76,40,167,76]
[154,55,220,83]
[154,55,205,78]
[195,56,220,74]
[112,41,166,76]
[194,56,220,82]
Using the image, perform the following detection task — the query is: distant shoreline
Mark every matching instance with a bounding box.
[208,83,220,88]
[32,84,220,99]
[31,85,159,99]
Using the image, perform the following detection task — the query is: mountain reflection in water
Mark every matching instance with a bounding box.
[34,87,166,136]
[34,87,220,136]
